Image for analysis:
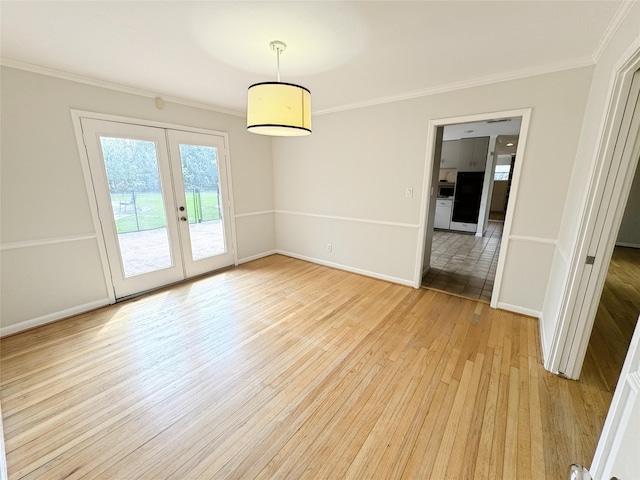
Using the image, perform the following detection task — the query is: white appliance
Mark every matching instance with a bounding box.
[434,198,453,229]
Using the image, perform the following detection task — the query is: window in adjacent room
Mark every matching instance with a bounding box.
[494,165,511,181]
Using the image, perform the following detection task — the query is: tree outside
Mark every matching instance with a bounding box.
[100,138,221,233]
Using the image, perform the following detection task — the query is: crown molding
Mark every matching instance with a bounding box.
[592,0,637,63]
[1,53,597,119]
[315,57,595,116]
[0,58,245,118]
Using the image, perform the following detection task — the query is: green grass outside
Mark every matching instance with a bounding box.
[113,191,220,234]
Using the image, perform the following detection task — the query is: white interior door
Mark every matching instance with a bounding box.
[590,315,640,479]
[81,118,235,299]
[555,70,640,378]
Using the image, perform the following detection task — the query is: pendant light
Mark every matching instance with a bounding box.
[247,41,312,136]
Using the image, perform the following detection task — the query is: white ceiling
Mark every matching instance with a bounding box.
[0,1,627,115]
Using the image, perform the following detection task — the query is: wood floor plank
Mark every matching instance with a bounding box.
[517,355,532,478]
[528,355,546,477]
[473,345,502,480]
[331,347,427,480]
[0,254,620,479]
[502,366,519,478]
[402,380,457,479]
[223,317,408,478]
[370,337,450,480]
[488,372,509,479]
[459,346,493,480]
[444,353,486,479]
[430,359,474,478]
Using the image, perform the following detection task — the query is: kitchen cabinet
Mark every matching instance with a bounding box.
[434,198,453,229]
[457,136,489,172]
[440,140,459,169]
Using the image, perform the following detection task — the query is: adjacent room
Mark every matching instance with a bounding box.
[1,2,639,479]
[422,118,521,303]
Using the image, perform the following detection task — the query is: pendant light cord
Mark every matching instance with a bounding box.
[270,41,286,84]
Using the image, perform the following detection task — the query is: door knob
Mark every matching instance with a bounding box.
[569,465,596,480]
[180,216,187,222]
[179,206,185,211]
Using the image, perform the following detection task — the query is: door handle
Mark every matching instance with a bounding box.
[180,216,187,222]
[179,206,185,212]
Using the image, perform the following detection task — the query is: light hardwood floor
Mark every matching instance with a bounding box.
[1,255,614,479]
[581,246,640,393]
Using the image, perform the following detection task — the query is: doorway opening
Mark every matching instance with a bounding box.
[420,116,523,304]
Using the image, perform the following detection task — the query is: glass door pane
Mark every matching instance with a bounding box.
[100,137,174,277]
[177,143,226,261]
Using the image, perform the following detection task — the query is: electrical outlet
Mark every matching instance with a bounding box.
[405,187,413,198]
[327,243,332,252]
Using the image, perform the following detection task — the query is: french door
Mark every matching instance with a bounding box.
[81,118,235,299]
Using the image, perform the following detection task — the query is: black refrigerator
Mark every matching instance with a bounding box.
[452,172,485,223]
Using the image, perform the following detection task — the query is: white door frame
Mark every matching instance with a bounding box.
[71,110,238,303]
[414,108,532,312]
[546,42,640,380]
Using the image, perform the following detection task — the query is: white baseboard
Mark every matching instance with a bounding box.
[496,301,541,319]
[276,250,415,287]
[615,242,640,248]
[236,250,277,265]
[0,298,110,337]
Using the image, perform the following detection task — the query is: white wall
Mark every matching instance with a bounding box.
[4,34,632,336]
[541,3,640,358]
[0,66,275,334]
[617,165,640,247]
[273,67,594,313]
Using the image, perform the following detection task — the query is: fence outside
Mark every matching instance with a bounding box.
[112,189,221,234]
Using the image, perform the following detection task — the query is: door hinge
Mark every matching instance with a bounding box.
[586,255,596,265]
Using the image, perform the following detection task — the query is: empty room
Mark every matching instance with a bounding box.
[2,2,640,479]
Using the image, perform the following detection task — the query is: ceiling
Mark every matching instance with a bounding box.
[444,117,522,155]
[443,118,522,141]
[0,1,627,116]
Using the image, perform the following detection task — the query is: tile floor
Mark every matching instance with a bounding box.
[422,221,503,302]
